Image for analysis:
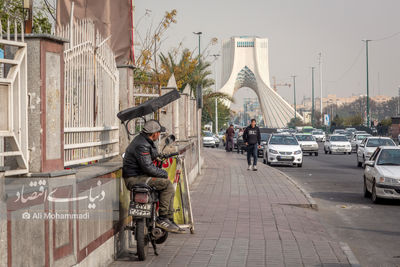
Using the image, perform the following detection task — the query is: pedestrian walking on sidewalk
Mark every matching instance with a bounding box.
[225,124,235,152]
[243,119,261,171]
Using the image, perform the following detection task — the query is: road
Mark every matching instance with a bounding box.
[270,143,400,267]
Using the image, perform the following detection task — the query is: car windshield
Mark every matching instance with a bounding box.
[377,149,400,165]
[366,139,396,147]
[269,135,299,145]
[357,134,370,140]
[297,135,314,141]
[334,130,345,134]
[330,136,348,142]
[204,132,213,137]
[261,133,270,141]
[312,131,323,135]
[218,131,224,135]
[302,127,313,133]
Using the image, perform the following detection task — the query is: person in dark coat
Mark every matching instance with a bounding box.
[225,124,235,152]
[243,119,261,171]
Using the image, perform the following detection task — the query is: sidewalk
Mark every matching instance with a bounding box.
[110,149,358,267]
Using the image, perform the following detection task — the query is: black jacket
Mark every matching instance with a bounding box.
[122,133,168,179]
[243,125,261,145]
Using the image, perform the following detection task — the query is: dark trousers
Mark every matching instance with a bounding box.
[125,176,175,219]
[226,136,234,151]
[247,144,258,166]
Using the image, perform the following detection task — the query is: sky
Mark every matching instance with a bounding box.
[134,0,400,110]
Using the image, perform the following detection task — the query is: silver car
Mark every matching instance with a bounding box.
[364,146,400,203]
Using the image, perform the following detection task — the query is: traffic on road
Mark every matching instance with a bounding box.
[212,125,400,267]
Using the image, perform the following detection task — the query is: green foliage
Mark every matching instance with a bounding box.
[380,117,392,126]
[332,114,344,127]
[0,0,53,34]
[202,98,231,132]
[343,114,363,126]
[287,117,304,128]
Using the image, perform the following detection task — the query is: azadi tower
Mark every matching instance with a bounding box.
[219,36,303,128]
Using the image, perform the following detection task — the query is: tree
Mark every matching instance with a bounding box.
[344,114,363,126]
[0,0,53,34]
[380,117,392,126]
[134,9,177,74]
[201,89,233,128]
[287,117,304,128]
[332,114,343,127]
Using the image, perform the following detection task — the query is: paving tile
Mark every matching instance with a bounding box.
[109,149,353,267]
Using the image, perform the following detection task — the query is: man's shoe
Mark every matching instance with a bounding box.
[156,218,180,233]
[170,220,185,233]
[247,165,252,171]
[253,165,257,171]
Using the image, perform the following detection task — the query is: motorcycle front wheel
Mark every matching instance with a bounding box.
[136,218,149,261]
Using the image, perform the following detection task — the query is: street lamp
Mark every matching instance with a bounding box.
[363,39,371,127]
[311,67,315,127]
[211,54,220,134]
[193,31,202,175]
[291,75,297,121]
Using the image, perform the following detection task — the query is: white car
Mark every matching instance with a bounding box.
[364,146,400,203]
[263,134,303,167]
[350,133,371,152]
[202,131,216,147]
[213,135,221,147]
[357,137,396,167]
[312,130,325,142]
[296,134,319,156]
[324,135,352,154]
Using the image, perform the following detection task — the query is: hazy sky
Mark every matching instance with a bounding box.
[135,0,400,109]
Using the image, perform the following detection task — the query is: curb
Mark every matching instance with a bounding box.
[274,168,318,210]
[340,242,362,267]
[271,168,361,266]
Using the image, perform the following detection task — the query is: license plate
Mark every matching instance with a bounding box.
[129,203,152,218]
[280,156,291,159]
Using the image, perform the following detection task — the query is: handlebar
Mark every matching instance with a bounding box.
[160,152,179,159]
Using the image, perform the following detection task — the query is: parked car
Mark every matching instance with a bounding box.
[324,135,352,154]
[356,137,396,167]
[218,131,225,143]
[363,146,400,203]
[296,134,319,156]
[350,133,371,152]
[263,134,303,167]
[203,131,216,147]
[312,130,325,142]
[258,133,271,157]
[213,134,221,148]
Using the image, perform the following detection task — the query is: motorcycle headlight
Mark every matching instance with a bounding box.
[269,149,278,154]
[261,141,267,145]
[294,150,302,155]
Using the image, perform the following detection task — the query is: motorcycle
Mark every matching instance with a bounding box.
[125,135,179,261]
[117,89,183,260]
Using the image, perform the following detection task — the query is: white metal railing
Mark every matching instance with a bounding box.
[0,20,29,176]
[57,19,119,166]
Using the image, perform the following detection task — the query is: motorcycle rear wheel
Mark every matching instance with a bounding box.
[136,219,149,261]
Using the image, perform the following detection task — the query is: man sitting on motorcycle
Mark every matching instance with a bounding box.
[123,120,181,233]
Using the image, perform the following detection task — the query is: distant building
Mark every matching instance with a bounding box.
[300,94,393,111]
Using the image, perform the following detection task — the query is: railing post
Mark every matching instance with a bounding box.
[0,167,6,267]
[24,35,67,172]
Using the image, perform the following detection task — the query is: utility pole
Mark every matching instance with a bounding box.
[211,54,220,134]
[318,53,323,124]
[398,87,400,115]
[363,39,371,127]
[291,75,297,121]
[193,32,202,175]
[311,67,315,127]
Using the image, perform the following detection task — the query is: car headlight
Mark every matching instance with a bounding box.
[379,177,399,185]
[269,149,278,154]
[294,150,302,155]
